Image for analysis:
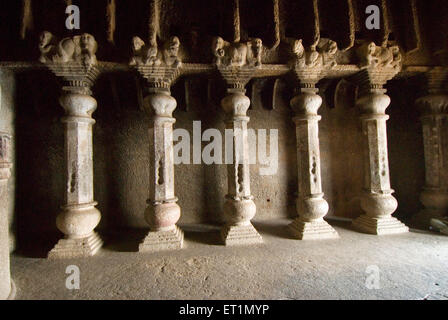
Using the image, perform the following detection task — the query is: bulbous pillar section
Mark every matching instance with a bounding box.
[352,72,408,234]
[139,87,184,252]
[49,84,103,258]
[220,87,262,245]
[288,85,338,239]
[0,133,14,299]
[412,68,448,228]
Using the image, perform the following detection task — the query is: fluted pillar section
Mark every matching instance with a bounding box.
[288,86,338,239]
[48,90,103,258]
[352,83,409,234]
[139,88,183,252]
[220,88,262,245]
[0,133,14,299]
[413,79,448,228]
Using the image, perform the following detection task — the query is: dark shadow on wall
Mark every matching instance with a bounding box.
[14,71,64,257]
[387,78,425,223]
[93,72,150,234]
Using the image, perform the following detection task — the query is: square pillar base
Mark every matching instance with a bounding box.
[289,218,339,240]
[411,209,447,230]
[353,215,409,235]
[139,225,184,252]
[430,218,448,235]
[48,232,103,259]
[221,223,263,246]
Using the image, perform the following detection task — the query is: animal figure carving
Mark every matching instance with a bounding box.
[357,42,401,70]
[129,36,159,66]
[290,38,338,69]
[129,36,182,67]
[321,40,338,68]
[38,31,98,65]
[212,36,262,68]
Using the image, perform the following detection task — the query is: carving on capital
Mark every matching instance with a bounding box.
[39,31,98,65]
[130,36,182,89]
[130,36,182,68]
[357,41,401,71]
[289,38,338,85]
[212,37,262,68]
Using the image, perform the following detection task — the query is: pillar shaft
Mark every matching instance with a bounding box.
[220,88,262,245]
[0,133,13,299]
[48,91,103,258]
[414,93,448,228]
[139,88,183,252]
[353,87,408,234]
[288,87,338,239]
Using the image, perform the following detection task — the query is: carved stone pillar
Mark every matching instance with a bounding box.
[351,69,408,234]
[0,133,14,299]
[220,86,262,245]
[130,35,184,251]
[211,35,264,245]
[412,68,448,228]
[39,32,103,258]
[287,39,339,239]
[139,87,183,251]
[288,85,338,239]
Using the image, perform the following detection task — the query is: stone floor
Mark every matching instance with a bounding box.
[10,219,448,300]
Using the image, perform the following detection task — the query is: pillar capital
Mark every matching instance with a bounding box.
[38,31,100,95]
[417,94,448,117]
[130,35,183,89]
[416,68,448,116]
[350,41,402,96]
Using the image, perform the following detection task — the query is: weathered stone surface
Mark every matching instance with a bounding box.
[220,223,262,246]
[139,225,184,252]
[353,215,409,235]
[0,132,12,299]
[48,232,103,259]
[412,68,448,229]
[289,218,338,240]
